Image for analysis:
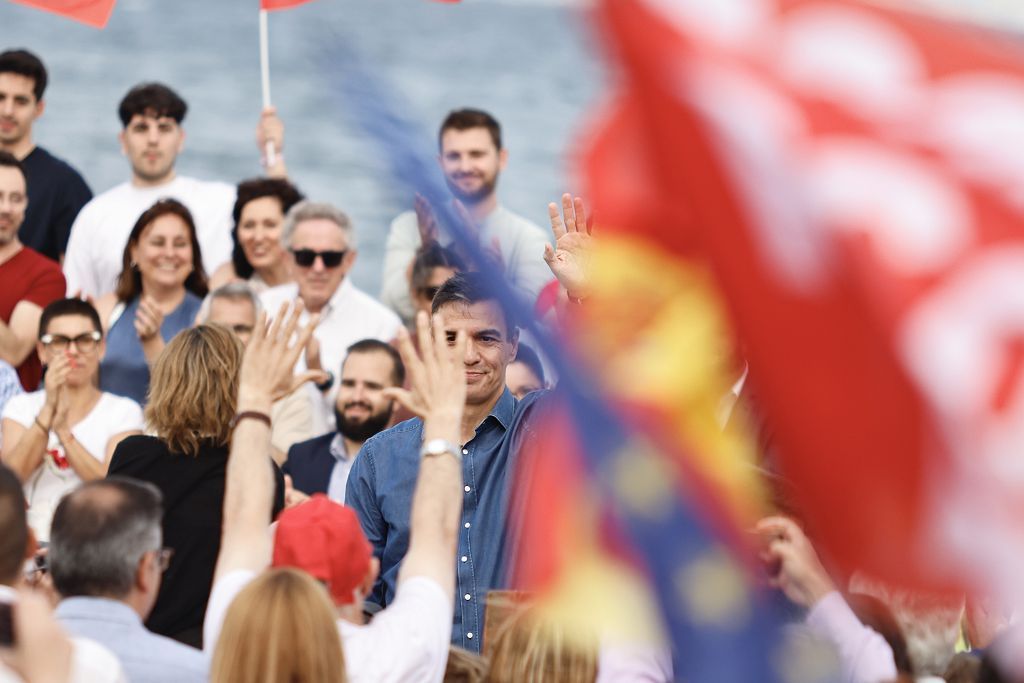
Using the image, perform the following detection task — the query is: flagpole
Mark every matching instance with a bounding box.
[258,8,277,167]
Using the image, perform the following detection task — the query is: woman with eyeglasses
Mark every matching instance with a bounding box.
[208,178,305,293]
[94,198,208,405]
[1,298,143,541]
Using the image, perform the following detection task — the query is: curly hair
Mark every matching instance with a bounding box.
[144,325,242,456]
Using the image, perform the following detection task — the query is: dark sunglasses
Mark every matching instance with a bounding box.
[291,248,347,268]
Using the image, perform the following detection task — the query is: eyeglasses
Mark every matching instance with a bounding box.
[419,286,441,301]
[290,248,347,268]
[151,547,174,572]
[40,331,102,353]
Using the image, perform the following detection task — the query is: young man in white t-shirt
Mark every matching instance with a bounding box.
[62,82,236,299]
[0,298,143,540]
[204,303,463,683]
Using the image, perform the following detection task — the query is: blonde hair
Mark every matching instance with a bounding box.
[485,606,598,683]
[211,568,346,683]
[145,325,242,456]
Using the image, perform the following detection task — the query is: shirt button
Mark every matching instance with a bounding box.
[464,522,471,529]
[462,449,469,455]
[461,556,467,562]
[464,485,471,492]
[467,632,474,639]
[464,594,471,601]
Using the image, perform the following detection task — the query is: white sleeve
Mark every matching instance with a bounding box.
[505,221,554,303]
[805,592,898,683]
[63,209,98,298]
[2,393,38,427]
[597,643,673,683]
[379,212,420,324]
[110,396,145,433]
[202,570,259,653]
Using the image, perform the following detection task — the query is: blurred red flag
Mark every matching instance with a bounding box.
[589,0,1024,603]
[260,0,316,10]
[8,0,116,27]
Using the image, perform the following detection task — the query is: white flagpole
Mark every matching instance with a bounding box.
[259,8,277,167]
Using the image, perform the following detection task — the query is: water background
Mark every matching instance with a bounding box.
[1,0,605,293]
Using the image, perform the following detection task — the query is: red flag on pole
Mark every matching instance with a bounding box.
[260,0,316,10]
[7,0,116,28]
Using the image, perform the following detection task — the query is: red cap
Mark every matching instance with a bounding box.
[272,495,372,606]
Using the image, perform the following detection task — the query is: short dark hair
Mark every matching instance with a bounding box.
[115,198,209,302]
[344,339,405,387]
[118,82,187,127]
[439,108,502,151]
[49,478,163,599]
[38,298,103,339]
[0,464,27,585]
[513,343,545,386]
[410,241,466,292]
[431,271,515,335]
[0,150,27,187]
[0,49,47,101]
[231,177,305,279]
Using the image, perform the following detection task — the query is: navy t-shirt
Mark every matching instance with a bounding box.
[19,146,92,262]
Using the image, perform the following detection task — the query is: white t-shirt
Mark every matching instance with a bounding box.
[2,391,143,540]
[260,279,402,433]
[63,176,236,299]
[205,570,451,683]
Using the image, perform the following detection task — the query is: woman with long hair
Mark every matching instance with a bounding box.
[211,568,346,683]
[208,177,304,292]
[106,324,284,648]
[94,198,208,405]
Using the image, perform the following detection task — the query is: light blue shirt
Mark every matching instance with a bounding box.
[326,433,355,503]
[56,596,208,683]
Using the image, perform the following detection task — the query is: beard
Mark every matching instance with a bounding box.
[335,401,394,444]
[444,170,499,204]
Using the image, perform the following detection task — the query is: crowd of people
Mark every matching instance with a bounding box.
[0,46,1018,683]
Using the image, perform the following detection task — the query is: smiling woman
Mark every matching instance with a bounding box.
[93,199,208,405]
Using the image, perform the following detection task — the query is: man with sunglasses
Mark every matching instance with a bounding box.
[49,478,208,682]
[261,201,402,433]
[1,298,143,541]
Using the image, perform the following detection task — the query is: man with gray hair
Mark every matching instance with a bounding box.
[50,478,207,683]
[203,282,315,461]
[261,200,402,432]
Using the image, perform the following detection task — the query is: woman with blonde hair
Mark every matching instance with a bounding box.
[485,606,598,683]
[106,324,285,648]
[211,568,345,683]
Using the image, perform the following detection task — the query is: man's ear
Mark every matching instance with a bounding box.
[118,129,127,155]
[33,99,45,121]
[507,328,519,363]
[135,551,157,594]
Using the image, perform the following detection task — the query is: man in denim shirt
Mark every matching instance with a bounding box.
[347,271,544,653]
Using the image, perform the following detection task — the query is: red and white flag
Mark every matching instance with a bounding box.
[587,0,1024,610]
[8,0,116,27]
[260,0,316,11]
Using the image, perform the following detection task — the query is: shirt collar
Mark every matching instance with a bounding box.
[56,597,142,626]
[324,278,353,314]
[485,388,515,431]
[330,432,352,462]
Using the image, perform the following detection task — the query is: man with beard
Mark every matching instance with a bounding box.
[0,151,65,391]
[379,108,552,323]
[284,339,405,503]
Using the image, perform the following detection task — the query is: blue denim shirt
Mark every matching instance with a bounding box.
[346,388,541,653]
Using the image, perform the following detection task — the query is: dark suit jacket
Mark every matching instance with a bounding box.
[283,432,336,495]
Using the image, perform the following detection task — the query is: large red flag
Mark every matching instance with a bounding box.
[8,0,116,28]
[589,0,1024,607]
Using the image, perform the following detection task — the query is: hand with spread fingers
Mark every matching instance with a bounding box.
[544,193,593,300]
[756,516,835,608]
[238,301,321,408]
[385,311,466,441]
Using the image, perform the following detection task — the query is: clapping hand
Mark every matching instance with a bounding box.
[134,296,164,342]
[544,193,593,299]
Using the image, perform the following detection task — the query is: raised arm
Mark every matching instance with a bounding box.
[386,311,466,595]
[544,193,593,301]
[214,301,318,582]
[0,301,44,368]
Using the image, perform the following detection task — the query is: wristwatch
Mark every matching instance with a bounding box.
[315,370,335,392]
[419,438,463,462]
